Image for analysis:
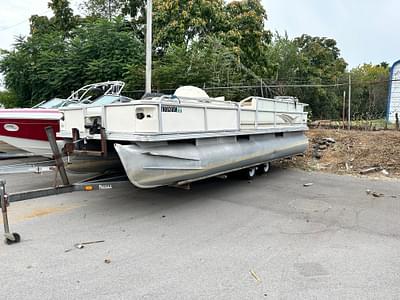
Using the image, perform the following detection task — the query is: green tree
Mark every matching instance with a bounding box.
[0,18,144,105]
[223,0,271,72]
[153,0,226,48]
[0,91,18,108]
[81,0,145,19]
[30,15,53,35]
[264,32,302,84]
[79,0,146,38]
[66,18,144,89]
[81,0,121,18]
[292,34,347,119]
[30,0,79,36]
[152,38,245,97]
[350,63,389,118]
[48,0,78,34]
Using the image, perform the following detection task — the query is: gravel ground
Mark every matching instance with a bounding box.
[281,129,400,178]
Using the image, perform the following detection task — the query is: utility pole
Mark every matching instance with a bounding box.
[145,0,152,95]
[260,79,264,97]
[108,0,111,21]
[348,73,351,130]
[342,90,346,129]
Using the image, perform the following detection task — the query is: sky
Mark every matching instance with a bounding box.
[262,0,400,68]
[0,0,399,88]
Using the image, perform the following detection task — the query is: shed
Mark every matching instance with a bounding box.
[387,60,400,123]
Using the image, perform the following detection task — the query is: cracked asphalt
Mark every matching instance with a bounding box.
[0,165,399,299]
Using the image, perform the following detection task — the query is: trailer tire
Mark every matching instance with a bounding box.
[244,167,257,180]
[5,233,20,245]
[257,162,270,175]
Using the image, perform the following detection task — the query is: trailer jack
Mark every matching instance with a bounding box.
[0,180,20,245]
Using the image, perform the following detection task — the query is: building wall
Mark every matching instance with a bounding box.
[387,60,400,123]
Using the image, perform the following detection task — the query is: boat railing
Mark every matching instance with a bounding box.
[157,94,240,108]
[240,96,308,106]
[144,95,238,133]
[239,96,307,128]
[114,95,305,134]
[59,92,308,138]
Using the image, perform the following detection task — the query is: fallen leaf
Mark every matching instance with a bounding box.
[250,270,261,283]
[372,192,384,198]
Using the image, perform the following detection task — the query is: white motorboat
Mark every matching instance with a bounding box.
[0,81,128,157]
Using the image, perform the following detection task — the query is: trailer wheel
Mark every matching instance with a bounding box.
[257,162,270,175]
[4,233,20,245]
[245,167,257,180]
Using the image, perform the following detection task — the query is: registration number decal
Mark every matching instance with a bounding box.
[162,106,183,113]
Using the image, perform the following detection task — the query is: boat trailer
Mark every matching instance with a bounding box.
[0,127,129,245]
[0,127,297,244]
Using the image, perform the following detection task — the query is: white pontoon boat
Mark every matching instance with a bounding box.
[58,86,308,188]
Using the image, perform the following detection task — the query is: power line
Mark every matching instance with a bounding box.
[203,83,347,90]
[0,9,51,32]
[0,20,29,32]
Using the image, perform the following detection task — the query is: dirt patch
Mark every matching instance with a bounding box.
[277,129,400,178]
[1,204,83,225]
[23,207,71,219]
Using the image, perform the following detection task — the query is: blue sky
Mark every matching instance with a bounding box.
[0,0,399,71]
[262,0,400,67]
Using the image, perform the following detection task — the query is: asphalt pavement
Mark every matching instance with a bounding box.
[0,166,399,299]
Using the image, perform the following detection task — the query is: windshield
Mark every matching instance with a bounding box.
[89,95,131,106]
[34,95,131,109]
[36,98,67,108]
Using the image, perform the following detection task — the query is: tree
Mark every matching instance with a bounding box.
[81,0,122,19]
[0,18,144,105]
[350,63,389,118]
[30,15,54,35]
[79,0,273,92]
[223,0,272,71]
[152,37,245,96]
[30,0,79,36]
[264,32,302,85]
[80,0,146,20]
[292,34,347,119]
[149,0,273,97]
[0,91,18,108]
[261,33,349,119]
[79,0,146,37]
[153,0,226,48]
[66,18,144,89]
[48,0,77,34]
